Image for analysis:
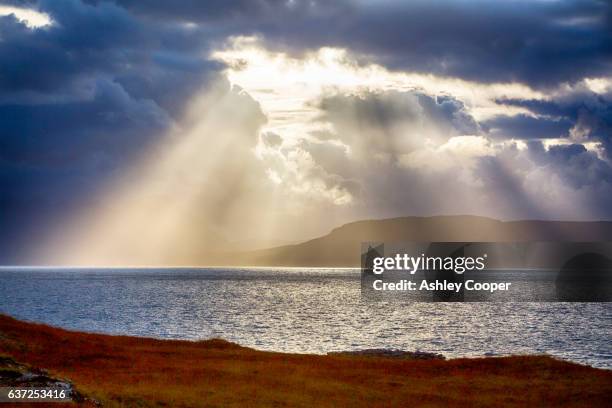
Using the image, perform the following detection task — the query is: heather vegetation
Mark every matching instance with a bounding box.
[0,314,610,407]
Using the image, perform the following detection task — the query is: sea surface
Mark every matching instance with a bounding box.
[0,267,610,368]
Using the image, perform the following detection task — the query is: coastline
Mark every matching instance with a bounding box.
[0,314,610,407]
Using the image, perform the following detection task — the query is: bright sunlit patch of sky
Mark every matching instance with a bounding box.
[213,36,611,162]
[583,77,612,94]
[213,36,546,144]
[0,6,52,28]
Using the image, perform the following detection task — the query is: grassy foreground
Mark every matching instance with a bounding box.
[0,314,610,407]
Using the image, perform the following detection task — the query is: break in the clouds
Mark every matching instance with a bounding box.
[0,0,611,264]
[106,0,612,87]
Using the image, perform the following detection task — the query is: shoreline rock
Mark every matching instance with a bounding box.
[328,349,445,360]
[0,356,99,406]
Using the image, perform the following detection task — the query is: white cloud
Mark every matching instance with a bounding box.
[213,36,546,143]
[0,6,52,28]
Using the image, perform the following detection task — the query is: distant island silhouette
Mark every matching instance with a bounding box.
[208,215,612,267]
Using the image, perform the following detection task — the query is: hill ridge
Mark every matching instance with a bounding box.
[222,215,612,267]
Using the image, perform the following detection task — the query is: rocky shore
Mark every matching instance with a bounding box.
[0,355,99,405]
[328,349,445,360]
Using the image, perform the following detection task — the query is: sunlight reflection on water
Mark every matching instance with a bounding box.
[0,268,610,368]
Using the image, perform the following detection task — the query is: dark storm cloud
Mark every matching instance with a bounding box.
[484,114,574,140]
[527,141,612,188]
[88,0,350,22]
[498,89,612,130]
[0,79,171,164]
[498,86,612,157]
[0,0,221,114]
[333,0,611,87]
[98,0,611,88]
[0,0,226,261]
[92,0,295,21]
[1,1,142,93]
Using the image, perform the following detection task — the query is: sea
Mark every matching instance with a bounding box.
[0,267,610,369]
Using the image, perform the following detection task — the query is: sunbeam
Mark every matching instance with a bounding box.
[37,79,283,265]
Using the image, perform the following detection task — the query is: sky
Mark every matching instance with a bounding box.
[0,0,611,264]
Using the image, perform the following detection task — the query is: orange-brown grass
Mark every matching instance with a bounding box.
[0,314,610,407]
